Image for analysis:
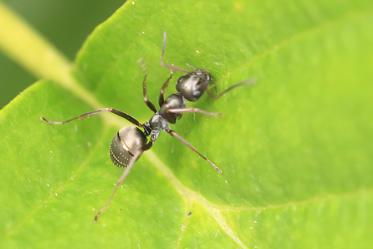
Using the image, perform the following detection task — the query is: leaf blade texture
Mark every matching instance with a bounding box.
[1,0,373,248]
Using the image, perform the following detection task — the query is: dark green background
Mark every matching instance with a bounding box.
[0,0,124,107]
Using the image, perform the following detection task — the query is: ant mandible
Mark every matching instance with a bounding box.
[41,32,255,221]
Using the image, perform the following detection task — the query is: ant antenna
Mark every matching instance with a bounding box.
[160,32,189,73]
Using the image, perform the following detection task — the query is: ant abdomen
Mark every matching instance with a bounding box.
[176,69,211,101]
[110,127,147,167]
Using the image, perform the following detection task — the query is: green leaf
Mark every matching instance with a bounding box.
[1,0,373,248]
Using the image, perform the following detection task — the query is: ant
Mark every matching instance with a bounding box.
[41,32,255,221]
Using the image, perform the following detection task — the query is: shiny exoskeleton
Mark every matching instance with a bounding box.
[108,69,216,168]
[41,32,255,221]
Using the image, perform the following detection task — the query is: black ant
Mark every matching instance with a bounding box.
[41,32,255,221]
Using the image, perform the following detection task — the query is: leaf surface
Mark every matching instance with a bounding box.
[1,0,373,248]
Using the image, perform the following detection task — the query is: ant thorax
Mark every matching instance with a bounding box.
[144,113,170,141]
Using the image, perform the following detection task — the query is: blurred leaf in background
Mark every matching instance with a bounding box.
[0,0,124,107]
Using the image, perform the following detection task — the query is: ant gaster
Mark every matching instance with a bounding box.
[41,32,255,221]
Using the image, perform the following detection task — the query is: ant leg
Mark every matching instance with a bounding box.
[142,73,157,113]
[167,108,221,117]
[160,32,189,73]
[208,78,256,100]
[41,108,142,128]
[94,152,140,222]
[139,59,157,113]
[158,73,173,107]
[143,141,153,151]
[166,129,222,174]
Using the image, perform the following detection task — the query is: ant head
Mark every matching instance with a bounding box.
[176,69,212,101]
[110,127,147,167]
